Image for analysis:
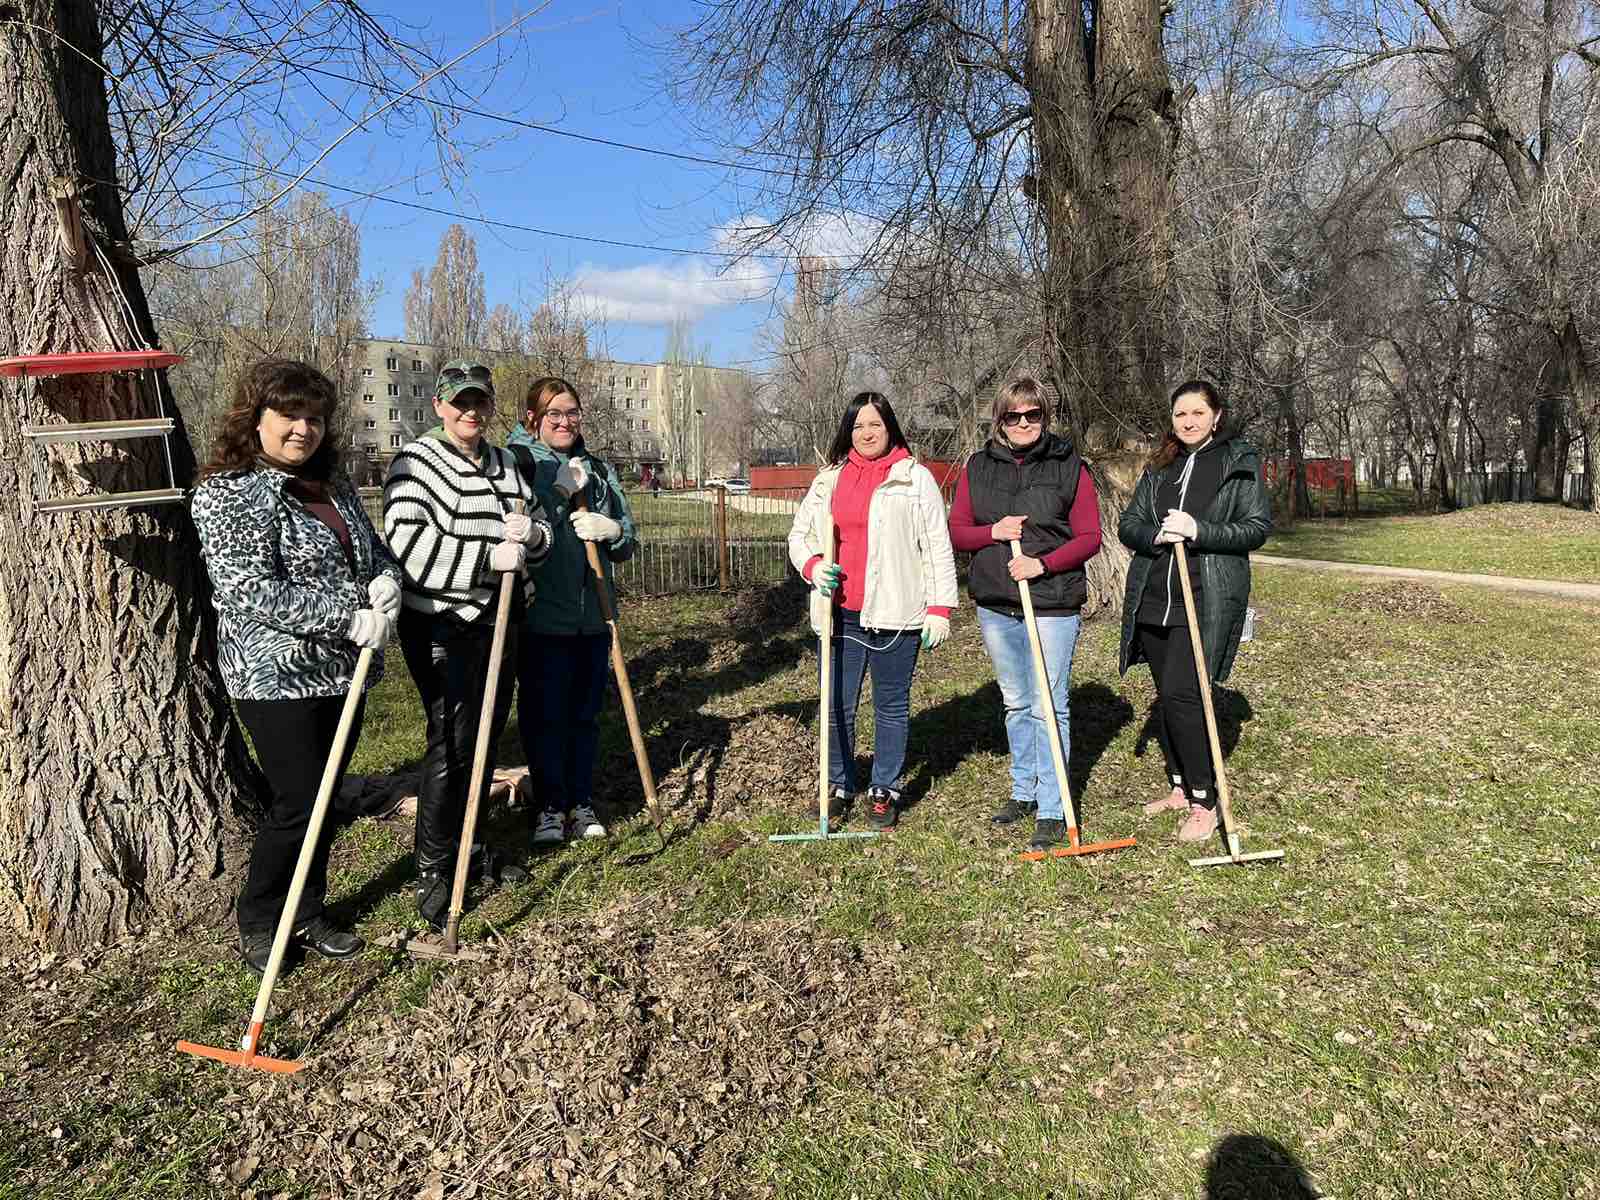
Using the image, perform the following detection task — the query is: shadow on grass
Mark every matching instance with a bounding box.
[1203,1132,1320,1200]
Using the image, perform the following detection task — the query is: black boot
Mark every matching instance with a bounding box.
[239,928,274,976]
[293,916,364,960]
[415,867,450,931]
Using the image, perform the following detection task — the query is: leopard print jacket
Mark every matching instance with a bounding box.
[192,467,401,701]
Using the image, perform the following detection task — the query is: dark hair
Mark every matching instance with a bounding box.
[1150,379,1226,471]
[992,376,1050,445]
[199,358,340,481]
[525,376,581,436]
[826,391,909,465]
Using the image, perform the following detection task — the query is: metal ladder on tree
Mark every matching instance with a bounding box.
[7,179,187,515]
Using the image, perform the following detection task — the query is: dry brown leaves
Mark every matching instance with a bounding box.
[658,711,817,821]
[1337,582,1481,624]
[220,898,917,1199]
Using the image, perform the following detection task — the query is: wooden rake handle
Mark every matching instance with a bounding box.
[1010,540,1079,834]
[442,500,524,952]
[573,490,663,833]
[1171,540,1240,851]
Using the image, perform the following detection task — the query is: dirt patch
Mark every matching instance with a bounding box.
[1432,503,1599,534]
[658,710,817,821]
[1339,582,1481,623]
[220,898,917,1199]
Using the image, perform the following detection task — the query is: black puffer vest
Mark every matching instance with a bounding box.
[964,432,1086,615]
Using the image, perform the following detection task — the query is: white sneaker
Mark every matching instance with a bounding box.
[573,804,606,840]
[532,810,566,846]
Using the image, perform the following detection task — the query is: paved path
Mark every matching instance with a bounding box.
[1253,554,1600,602]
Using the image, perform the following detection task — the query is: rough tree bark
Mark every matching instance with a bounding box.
[0,0,262,949]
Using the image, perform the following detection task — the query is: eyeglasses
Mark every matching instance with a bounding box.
[1000,407,1045,428]
[446,391,494,410]
[543,408,582,426]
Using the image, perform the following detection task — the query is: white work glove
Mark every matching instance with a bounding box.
[553,459,589,499]
[570,510,621,543]
[920,614,950,651]
[367,575,401,619]
[811,562,844,596]
[489,540,526,573]
[347,609,391,650]
[1160,509,1198,542]
[502,512,533,544]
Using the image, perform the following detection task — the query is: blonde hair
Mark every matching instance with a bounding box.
[992,376,1050,439]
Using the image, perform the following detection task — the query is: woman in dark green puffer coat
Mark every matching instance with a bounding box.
[1118,380,1271,844]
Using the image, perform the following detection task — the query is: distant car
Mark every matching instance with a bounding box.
[703,476,728,490]
[724,478,750,494]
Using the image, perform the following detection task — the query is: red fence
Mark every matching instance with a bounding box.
[753,460,962,501]
[1262,458,1354,489]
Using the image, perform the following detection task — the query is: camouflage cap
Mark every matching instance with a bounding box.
[435,359,495,406]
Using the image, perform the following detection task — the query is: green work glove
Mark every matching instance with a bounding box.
[812,562,844,596]
[920,614,950,650]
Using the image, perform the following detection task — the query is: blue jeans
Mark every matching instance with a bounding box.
[977,605,1081,820]
[824,609,921,793]
[516,632,611,815]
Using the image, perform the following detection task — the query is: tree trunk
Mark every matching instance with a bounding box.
[0,0,263,949]
[1029,0,1176,448]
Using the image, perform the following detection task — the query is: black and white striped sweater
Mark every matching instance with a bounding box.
[382,434,553,623]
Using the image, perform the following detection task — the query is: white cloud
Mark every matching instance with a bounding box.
[571,261,777,326]
[711,211,879,263]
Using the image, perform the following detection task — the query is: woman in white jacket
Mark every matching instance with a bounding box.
[787,392,958,829]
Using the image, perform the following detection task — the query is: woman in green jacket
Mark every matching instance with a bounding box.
[507,376,637,844]
[1118,381,1271,842]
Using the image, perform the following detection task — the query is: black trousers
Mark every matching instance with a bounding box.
[398,608,517,872]
[234,692,367,935]
[1137,622,1215,806]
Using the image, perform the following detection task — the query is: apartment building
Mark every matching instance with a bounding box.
[348,338,441,478]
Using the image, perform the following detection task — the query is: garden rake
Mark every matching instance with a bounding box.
[1010,540,1137,862]
[574,491,668,851]
[176,646,376,1074]
[1172,541,1284,868]
[406,502,525,963]
[770,521,878,844]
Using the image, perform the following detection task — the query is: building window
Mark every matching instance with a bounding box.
[362,367,373,377]
[413,408,424,421]
[608,374,616,386]
[363,393,374,404]
[387,383,399,396]
[639,377,648,391]
[385,356,398,371]
[364,418,377,430]
[412,384,425,397]
[623,398,632,410]
[412,359,423,372]
[626,418,635,431]
[389,433,402,448]
[364,443,378,458]
[624,375,631,387]
[388,408,399,421]
[641,419,649,432]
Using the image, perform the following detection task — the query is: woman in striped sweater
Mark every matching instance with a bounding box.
[383,360,554,927]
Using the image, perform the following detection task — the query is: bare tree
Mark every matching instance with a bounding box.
[0,0,540,949]
[403,224,487,362]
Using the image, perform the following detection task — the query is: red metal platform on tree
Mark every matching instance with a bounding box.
[0,351,182,379]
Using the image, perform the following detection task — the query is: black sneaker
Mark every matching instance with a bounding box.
[826,786,852,825]
[292,916,364,960]
[415,868,450,931]
[1029,818,1067,850]
[239,928,273,976]
[865,787,898,830]
[991,798,1036,825]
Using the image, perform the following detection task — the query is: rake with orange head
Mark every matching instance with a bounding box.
[1008,541,1138,863]
[176,645,376,1073]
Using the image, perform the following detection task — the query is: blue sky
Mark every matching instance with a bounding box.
[305,1,791,367]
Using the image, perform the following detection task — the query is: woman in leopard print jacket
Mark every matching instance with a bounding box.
[192,359,401,974]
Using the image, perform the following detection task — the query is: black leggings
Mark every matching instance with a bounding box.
[1137,622,1215,807]
[398,608,517,872]
[234,692,367,934]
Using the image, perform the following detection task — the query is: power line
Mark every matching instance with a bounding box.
[190,147,860,263]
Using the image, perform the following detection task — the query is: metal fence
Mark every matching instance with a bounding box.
[1456,470,1593,509]
[359,485,806,598]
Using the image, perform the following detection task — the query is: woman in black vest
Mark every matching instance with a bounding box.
[1117,380,1271,842]
[948,377,1103,851]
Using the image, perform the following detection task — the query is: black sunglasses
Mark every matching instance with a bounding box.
[1000,407,1045,428]
[439,365,493,386]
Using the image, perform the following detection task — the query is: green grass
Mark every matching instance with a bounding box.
[1264,501,1600,582]
[4,565,1599,1198]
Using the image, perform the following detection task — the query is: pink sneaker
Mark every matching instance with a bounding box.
[1177,804,1218,843]
[1143,785,1188,815]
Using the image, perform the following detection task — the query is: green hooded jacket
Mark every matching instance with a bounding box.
[505,425,637,636]
[1117,436,1271,684]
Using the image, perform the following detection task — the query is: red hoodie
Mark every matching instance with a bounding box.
[803,447,952,619]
